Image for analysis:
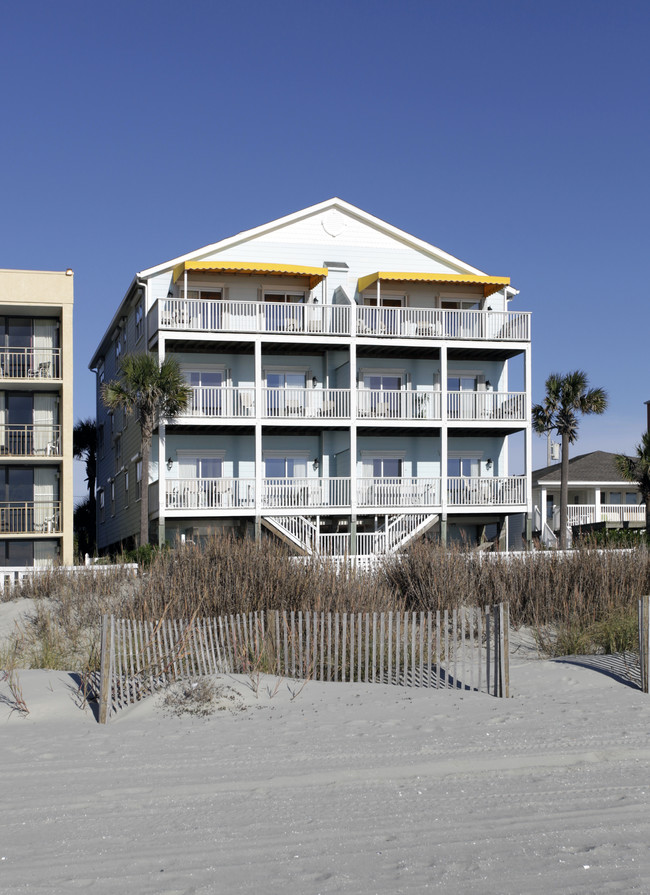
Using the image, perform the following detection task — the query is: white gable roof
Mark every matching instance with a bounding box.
[138,198,487,279]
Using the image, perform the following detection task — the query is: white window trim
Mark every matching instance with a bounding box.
[361,450,406,475]
[359,368,407,388]
[263,365,310,383]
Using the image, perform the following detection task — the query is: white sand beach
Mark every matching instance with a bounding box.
[1,629,650,894]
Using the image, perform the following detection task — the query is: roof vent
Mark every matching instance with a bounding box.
[324,261,349,270]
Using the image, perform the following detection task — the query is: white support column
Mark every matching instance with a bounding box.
[524,345,533,546]
[349,339,357,554]
[594,488,601,523]
[254,338,262,539]
[158,335,166,545]
[440,343,448,541]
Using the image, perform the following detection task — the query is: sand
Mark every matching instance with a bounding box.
[1,623,650,893]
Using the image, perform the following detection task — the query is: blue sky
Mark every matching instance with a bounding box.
[1,0,648,498]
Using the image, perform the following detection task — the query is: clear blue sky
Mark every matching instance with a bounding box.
[1,0,648,498]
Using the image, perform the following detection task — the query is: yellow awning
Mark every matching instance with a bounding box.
[358,271,510,298]
[172,261,328,289]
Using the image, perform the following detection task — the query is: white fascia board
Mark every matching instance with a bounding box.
[137,198,488,279]
[89,275,140,370]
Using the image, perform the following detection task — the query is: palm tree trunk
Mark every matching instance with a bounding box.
[140,434,150,547]
[560,432,570,550]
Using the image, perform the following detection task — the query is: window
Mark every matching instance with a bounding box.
[110,481,115,516]
[263,292,305,332]
[608,492,621,505]
[264,455,308,478]
[546,494,554,520]
[372,457,403,477]
[135,460,142,501]
[115,435,122,469]
[626,492,638,505]
[135,301,144,342]
[99,489,105,523]
[265,371,307,416]
[124,470,129,507]
[447,457,480,477]
[361,373,403,417]
[361,294,404,334]
[98,360,105,385]
[186,369,224,415]
[115,336,122,362]
[98,424,105,460]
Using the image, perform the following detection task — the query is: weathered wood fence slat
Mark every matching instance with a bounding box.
[97,604,511,722]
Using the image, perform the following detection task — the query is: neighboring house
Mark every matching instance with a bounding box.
[90,198,532,556]
[0,269,74,566]
[532,450,645,546]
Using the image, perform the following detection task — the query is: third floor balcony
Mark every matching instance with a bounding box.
[151,299,530,342]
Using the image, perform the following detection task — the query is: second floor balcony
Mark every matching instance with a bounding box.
[0,501,61,533]
[152,299,530,342]
[164,476,527,512]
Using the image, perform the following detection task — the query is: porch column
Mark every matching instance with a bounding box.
[524,344,533,548]
[440,343,448,544]
[594,488,601,523]
[254,337,262,542]
[349,339,357,555]
[540,487,547,530]
[158,335,166,547]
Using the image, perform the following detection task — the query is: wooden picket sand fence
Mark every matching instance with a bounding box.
[96,604,510,723]
[640,596,650,694]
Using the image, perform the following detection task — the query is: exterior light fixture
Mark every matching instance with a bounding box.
[312,376,317,388]
[485,380,491,389]
[486,458,493,471]
[312,458,320,471]
[166,457,173,470]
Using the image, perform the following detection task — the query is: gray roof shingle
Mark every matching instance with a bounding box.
[532,451,634,485]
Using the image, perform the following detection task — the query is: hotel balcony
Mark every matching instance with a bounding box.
[175,387,526,424]
[0,425,62,457]
[164,476,527,512]
[0,348,61,380]
[0,501,62,533]
[150,299,530,342]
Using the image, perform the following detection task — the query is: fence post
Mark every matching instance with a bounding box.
[499,602,510,699]
[98,613,112,724]
[641,596,650,694]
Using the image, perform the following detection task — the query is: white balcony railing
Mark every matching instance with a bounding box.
[262,477,351,509]
[356,307,530,341]
[566,504,646,526]
[159,299,350,336]
[447,391,526,421]
[0,347,61,379]
[357,478,441,508]
[263,388,350,419]
[0,501,61,533]
[184,386,255,418]
[164,476,527,511]
[165,478,256,510]
[447,476,526,506]
[357,390,441,420]
[154,298,530,342]
[0,425,61,457]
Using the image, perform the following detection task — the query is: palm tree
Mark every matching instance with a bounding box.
[532,371,608,549]
[616,431,650,535]
[73,417,97,516]
[102,354,191,547]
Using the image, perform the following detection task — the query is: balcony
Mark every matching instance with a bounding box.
[565,504,646,527]
[0,348,61,380]
[447,476,526,507]
[0,501,61,533]
[151,298,530,342]
[447,391,526,422]
[183,386,255,419]
[164,476,526,511]
[263,388,350,420]
[357,477,441,507]
[357,390,441,421]
[0,425,61,457]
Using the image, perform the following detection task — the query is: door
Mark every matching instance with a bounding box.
[264,293,305,332]
[266,372,307,417]
[188,370,224,416]
[447,376,478,419]
[362,374,402,417]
